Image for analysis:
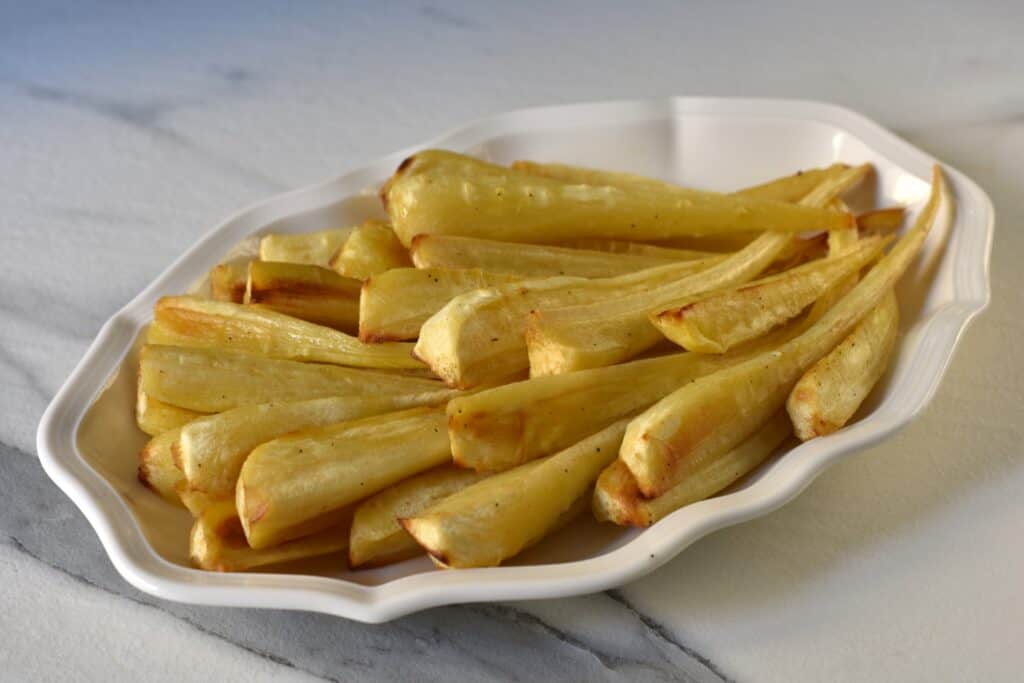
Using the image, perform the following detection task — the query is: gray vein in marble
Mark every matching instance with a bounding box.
[606,590,732,683]
[418,5,482,30]
[2,439,719,682]
[10,80,287,193]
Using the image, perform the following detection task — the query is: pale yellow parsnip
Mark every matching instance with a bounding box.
[402,420,628,568]
[349,466,489,568]
[382,150,852,247]
[621,166,947,497]
[150,296,423,370]
[523,164,874,375]
[237,406,451,549]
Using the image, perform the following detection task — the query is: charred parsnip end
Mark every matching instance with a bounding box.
[329,220,411,280]
[621,167,947,497]
[593,412,792,526]
[136,386,207,437]
[178,394,441,498]
[237,406,451,549]
[149,296,423,370]
[383,150,851,247]
[190,499,350,572]
[788,291,899,440]
[414,257,724,388]
[244,261,361,331]
[523,164,874,375]
[410,234,720,279]
[138,428,186,506]
[139,344,449,413]
[349,466,489,568]
[359,267,520,342]
[258,228,352,267]
[402,420,628,568]
[651,235,890,354]
[209,262,248,303]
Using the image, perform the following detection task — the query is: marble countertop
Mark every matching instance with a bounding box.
[2,2,1021,681]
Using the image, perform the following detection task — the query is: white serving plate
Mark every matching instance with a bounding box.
[37,98,992,623]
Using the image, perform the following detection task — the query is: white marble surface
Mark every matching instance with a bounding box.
[1,1,1021,681]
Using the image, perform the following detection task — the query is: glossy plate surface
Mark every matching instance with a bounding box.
[37,98,992,622]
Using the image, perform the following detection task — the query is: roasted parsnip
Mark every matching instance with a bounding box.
[383,150,852,247]
[359,267,520,342]
[149,296,423,370]
[349,465,488,568]
[139,344,449,413]
[410,234,720,279]
[136,386,206,437]
[524,164,873,375]
[190,499,351,572]
[446,338,797,472]
[329,220,411,280]
[401,421,627,568]
[237,406,451,549]
[593,412,792,526]
[621,167,946,497]
[245,260,361,331]
[787,291,899,440]
[511,160,851,204]
[137,428,186,506]
[178,393,450,497]
[258,228,352,266]
[209,262,248,303]
[414,256,725,388]
[650,235,889,354]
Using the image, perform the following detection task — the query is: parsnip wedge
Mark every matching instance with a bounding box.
[524,164,873,375]
[401,420,628,568]
[244,261,361,331]
[554,238,719,260]
[329,220,411,280]
[139,344,449,413]
[178,394,448,498]
[258,228,352,266]
[512,160,850,204]
[382,150,851,247]
[209,262,248,303]
[621,166,947,497]
[349,466,488,568]
[137,428,186,506]
[136,386,207,436]
[593,412,792,526]
[359,267,520,342]
[149,296,423,370]
[237,406,451,549]
[446,334,798,472]
[410,234,720,278]
[857,207,905,233]
[788,291,900,440]
[190,499,350,572]
[651,235,890,354]
[414,256,724,388]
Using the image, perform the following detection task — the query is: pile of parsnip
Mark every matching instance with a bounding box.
[135,150,947,571]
